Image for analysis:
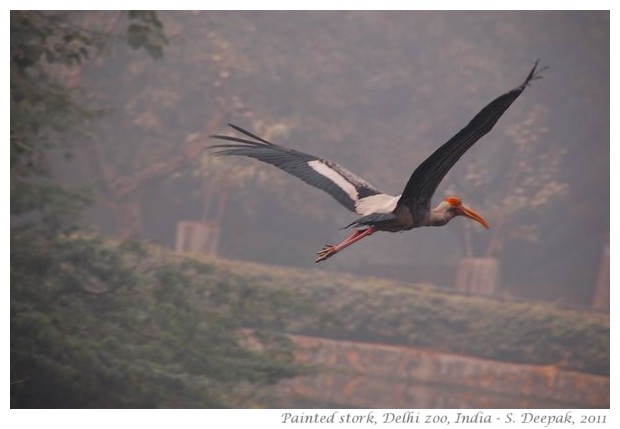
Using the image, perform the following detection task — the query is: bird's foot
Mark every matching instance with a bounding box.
[315,244,337,263]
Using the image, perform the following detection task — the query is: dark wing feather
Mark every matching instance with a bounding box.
[209,124,384,213]
[397,61,546,221]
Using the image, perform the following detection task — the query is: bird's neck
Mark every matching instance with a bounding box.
[426,203,456,227]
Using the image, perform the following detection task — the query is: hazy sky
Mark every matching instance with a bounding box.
[51,10,610,305]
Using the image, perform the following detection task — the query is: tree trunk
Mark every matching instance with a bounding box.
[111,199,143,241]
[455,257,500,296]
[63,13,227,240]
[84,113,225,239]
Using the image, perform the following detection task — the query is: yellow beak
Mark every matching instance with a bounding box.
[458,204,490,229]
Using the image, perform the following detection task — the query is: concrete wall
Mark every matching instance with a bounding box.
[275,335,609,408]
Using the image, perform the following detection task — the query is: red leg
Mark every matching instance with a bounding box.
[315,227,376,263]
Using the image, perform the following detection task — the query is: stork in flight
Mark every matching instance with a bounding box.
[210,62,545,262]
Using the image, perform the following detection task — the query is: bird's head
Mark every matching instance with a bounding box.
[440,196,490,229]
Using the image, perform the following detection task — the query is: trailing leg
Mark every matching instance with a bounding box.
[315,227,376,263]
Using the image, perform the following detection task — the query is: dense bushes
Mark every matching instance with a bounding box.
[206,259,609,376]
[11,236,608,408]
[11,233,304,408]
[10,12,309,408]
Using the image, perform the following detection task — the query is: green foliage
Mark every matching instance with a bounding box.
[11,11,93,72]
[205,259,609,376]
[11,11,167,183]
[11,232,304,408]
[11,11,101,232]
[127,11,168,59]
[12,20,86,177]
[10,11,305,408]
[10,10,608,408]
[11,181,93,235]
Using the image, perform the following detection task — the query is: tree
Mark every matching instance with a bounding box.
[11,229,303,408]
[447,103,568,294]
[11,11,96,232]
[43,11,609,302]
[11,11,170,234]
[11,11,305,408]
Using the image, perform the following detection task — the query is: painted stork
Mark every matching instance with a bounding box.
[210,62,545,262]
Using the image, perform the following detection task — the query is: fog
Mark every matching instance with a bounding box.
[61,11,609,305]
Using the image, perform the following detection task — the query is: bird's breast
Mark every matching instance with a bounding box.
[376,204,415,232]
[390,205,416,232]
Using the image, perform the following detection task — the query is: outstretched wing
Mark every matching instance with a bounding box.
[396,61,546,221]
[209,124,386,214]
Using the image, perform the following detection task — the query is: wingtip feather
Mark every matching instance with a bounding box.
[522,60,548,87]
[227,123,274,145]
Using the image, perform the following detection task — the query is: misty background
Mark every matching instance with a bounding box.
[56,11,608,305]
[11,10,609,409]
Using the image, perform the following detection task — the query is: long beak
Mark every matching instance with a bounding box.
[458,204,490,229]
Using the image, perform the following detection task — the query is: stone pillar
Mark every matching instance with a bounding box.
[592,245,609,312]
[175,220,221,256]
[455,257,500,295]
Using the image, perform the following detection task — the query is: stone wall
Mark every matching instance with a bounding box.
[275,335,609,408]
